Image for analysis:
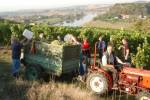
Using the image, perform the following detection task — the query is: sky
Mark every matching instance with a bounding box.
[0,0,150,12]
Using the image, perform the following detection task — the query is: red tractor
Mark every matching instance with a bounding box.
[86,43,150,100]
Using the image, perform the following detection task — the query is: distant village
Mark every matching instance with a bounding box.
[114,12,147,20]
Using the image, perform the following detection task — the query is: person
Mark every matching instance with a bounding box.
[78,53,88,82]
[102,44,126,88]
[57,35,64,42]
[96,36,106,61]
[11,36,30,78]
[79,52,87,75]
[64,34,80,45]
[82,38,91,58]
[109,36,114,47]
[119,38,130,62]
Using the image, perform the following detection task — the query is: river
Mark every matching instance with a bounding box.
[54,13,97,26]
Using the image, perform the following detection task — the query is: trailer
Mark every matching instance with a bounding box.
[22,40,81,80]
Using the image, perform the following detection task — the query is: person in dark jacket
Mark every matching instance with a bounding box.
[96,36,106,61]
[11,36,30,78]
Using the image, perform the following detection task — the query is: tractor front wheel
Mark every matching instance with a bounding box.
[136,92,150,100]
[86,73,108,95]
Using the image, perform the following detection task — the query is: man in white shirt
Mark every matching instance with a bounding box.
[102,44,125,88]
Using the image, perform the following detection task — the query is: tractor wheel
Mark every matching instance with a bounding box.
[86,73,108,95]
[25,64,42,80]
[136,92,150,100]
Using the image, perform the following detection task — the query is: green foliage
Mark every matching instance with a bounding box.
[0,20,150,68]
[111,3,146,15]
[132,38,150,69]
[0,21,12,45]
[0,19,30,45]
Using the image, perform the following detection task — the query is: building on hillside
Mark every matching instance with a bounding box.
[118,14,130,19]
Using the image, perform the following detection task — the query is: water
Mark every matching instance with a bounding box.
[55,13,97,27]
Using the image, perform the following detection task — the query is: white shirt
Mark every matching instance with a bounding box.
[102,54,115,66]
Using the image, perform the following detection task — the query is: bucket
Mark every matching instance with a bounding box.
[23,29,33,40]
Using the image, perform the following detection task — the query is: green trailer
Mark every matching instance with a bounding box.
[23,40,81,80]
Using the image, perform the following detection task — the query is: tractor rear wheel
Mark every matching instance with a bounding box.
[136,92,150,100]
[25,64,42,80]
[86,73,108,95]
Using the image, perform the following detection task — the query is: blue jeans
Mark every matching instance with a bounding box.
[12,59,20,75]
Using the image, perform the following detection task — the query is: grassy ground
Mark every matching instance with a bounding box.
[84,20,134,30]
[0,49,98,100]
[0,49,135,100]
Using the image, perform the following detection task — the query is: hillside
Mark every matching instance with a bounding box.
[0,4,110,25]
[84,2,150,30]
[109,3,150,15]
[94,2,150,21]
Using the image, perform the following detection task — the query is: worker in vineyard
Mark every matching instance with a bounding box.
[79,52,87,76]
[64,34,80,45]
[109,36,114,47]
[96,35,106,62]
[82,38,91,58]
[11,36,30,78]
[102,43,126,88]
[119,38,130,62]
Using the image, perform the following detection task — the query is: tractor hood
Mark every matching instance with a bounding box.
[122,67,150,77]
